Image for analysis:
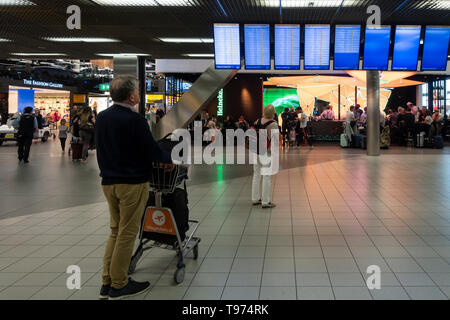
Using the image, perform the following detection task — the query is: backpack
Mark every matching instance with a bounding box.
[247,119,275,155]
[80,116,94,133]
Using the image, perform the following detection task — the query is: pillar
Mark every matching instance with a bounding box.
[0,80,8,124]
[366,70,380,156]
[113,55,146,115]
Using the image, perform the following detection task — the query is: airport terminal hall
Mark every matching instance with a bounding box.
[2,0,450,306]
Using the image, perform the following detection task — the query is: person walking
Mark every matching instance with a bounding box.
[12,106,37,163]
[96,76,172,300]
[58,119,69,153]
[79,106,95,162]
[252,104,278,209]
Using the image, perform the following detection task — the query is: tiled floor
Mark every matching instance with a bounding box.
[0,139,450,299]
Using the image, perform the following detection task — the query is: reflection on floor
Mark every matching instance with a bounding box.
[0,139,450,300]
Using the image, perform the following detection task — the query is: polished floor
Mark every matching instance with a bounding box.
[0,138,450,300]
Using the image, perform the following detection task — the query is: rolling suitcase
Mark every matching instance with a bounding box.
[340,134,349,148]
[415,133,425,148]
[361,135,367,150]
[353,134,363,148]
[71,142,83,161]
[432,136,444,149]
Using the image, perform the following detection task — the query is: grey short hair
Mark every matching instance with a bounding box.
[110,76,139,103]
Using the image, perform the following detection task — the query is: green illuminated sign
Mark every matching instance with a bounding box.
[99,83,110,91]
[217,88,224,116]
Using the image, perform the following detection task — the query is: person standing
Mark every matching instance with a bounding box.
[58,119,69,153]
[96,76,172,300]
[281,108,290,146]
[252,104,278,209]
[79,106,95,162]
[296,107,308,147]
[35,109,43,129]
[12,106,37,163]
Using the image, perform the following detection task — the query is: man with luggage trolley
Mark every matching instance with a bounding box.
[95,76,172,300]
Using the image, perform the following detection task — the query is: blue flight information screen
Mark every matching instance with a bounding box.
[214,24,241,69]
[392,26,421,71]
[275,25,301,70]
[363,26,391,70]
[334,25,361,70]
[304,25,330,70]
[422,26,450,71]
[244,24,271,69]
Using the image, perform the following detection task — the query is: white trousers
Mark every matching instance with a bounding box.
[252,153,271,205]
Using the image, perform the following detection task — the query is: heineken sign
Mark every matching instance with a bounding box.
[99,83,110,91]
[217,88,224,116]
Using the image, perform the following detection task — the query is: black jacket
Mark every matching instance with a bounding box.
[18,114,36,138]
[95,104,172,185]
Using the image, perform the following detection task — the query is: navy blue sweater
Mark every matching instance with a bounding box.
[95,105,171,185]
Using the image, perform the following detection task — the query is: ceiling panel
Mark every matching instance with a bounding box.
[0,0,448,59]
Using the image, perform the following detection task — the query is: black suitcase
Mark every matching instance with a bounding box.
[145,186,189,244]
[71,142,83,160]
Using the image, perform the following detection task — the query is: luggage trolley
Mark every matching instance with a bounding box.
[128,163,201,284]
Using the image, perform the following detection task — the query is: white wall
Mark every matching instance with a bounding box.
[8,90,18,114]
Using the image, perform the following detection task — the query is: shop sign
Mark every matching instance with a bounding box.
[99,83,110,91]
[23,79,64,89]
[73,94,86,104]
[146,94,164,103]
[217,88,224,116]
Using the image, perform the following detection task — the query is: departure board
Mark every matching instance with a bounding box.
[363,26,391,70]
[214,23,241,69]
[244,24,271,69]
[304,25,330,70]
[275,24,301,70]
[392,25,421,71]
[422,26,450,71]
[334,25,361,70]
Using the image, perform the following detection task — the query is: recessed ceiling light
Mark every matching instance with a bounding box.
[0,0,35,5]
[44,37,120,43]
[260,0,359,7]
[91,0,196,6]
[159,38,213,43]
[96,53,150,57]
[0,38,11,42]
[10,53,67,56]
[183,53,214,57]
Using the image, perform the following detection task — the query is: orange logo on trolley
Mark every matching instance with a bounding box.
[143,207,176,235]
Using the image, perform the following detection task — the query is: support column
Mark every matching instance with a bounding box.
[366,70,380,156]
[113,55,146,115]
[0,80,9,124]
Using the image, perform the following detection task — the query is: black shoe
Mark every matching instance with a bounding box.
[24,160,29,163]
[99,284,111,300]
[108,278,150,300]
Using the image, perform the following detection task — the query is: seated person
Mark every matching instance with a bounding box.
[319,105,335,121]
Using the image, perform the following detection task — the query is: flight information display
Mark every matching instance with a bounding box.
[334,25,361,70]
[275,24,301,70]
[214,23,241,69]
[392,25,421,71]
[304,25,330,70]
[244,24,271,69]
[422,26,450,71]
[363,26,391,70]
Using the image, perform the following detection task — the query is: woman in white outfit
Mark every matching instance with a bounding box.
[252,104,278,209]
